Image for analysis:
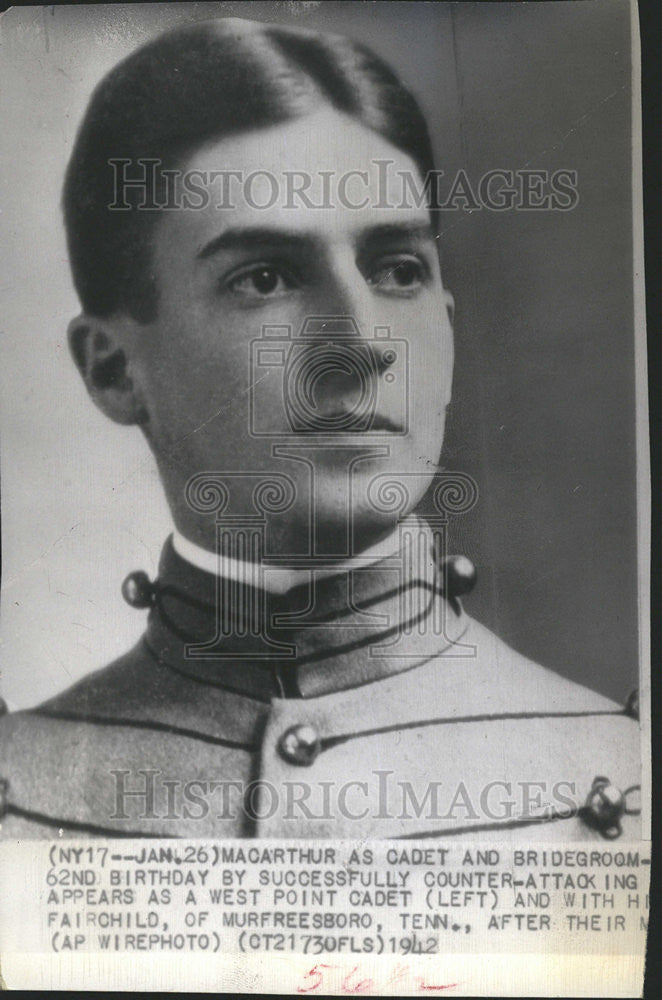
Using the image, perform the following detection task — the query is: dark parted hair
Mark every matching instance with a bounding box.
[63,17,437,322]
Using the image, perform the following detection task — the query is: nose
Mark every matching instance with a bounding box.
[307,250,396,372]
[314,249,376,340]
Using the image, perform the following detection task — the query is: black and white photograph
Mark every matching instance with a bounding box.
[0,1,650,993]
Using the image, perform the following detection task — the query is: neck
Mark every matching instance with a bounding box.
[172,517,414,594]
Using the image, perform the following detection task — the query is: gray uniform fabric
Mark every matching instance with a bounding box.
[0,532,640,840]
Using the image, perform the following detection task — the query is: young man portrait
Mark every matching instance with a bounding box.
[0,9,644,841]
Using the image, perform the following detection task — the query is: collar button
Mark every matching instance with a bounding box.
[121,571,155,609]
[279,724,321,766]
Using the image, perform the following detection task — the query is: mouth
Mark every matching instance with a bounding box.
[298,410,404,433]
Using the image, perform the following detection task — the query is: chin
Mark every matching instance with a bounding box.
[313,510,399,559]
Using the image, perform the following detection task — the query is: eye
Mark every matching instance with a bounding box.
[367,255,427,295]
[226,264,295,299]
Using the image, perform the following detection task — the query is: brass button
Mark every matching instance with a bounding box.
[279,724,321,766]
[439,554,477,598]
[121,571,155,608]
[581,776,625,838]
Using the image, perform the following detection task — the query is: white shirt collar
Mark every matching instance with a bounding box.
[172,518,417,595]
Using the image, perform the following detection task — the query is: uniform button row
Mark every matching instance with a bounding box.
[278,724,321,766]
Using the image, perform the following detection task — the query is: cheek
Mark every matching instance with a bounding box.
[136,319,251,438]
[149,307,253,385]
[411,320,453,401]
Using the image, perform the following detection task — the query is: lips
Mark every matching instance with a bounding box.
[308,410,403,433]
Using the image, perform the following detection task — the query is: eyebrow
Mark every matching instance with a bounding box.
[360,222,435,245]
[196,221,435,261]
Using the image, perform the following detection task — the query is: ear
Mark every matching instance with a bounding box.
[443,289,455,326]
[67,315,149,426]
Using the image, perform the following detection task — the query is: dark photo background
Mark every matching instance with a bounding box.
[0,0,642,705]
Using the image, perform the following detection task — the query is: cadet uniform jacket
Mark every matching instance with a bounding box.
[0,528,641,841]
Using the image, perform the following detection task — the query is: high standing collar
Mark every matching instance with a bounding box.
[145,519,468,700]
[171,519,407,593]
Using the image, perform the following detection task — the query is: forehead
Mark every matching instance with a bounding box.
[158,108,431,251]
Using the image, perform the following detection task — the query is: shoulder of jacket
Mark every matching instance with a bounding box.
[33,640,151,716]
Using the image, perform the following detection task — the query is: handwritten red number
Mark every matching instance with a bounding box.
[297,963,335,994]
[341,965,374,994]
